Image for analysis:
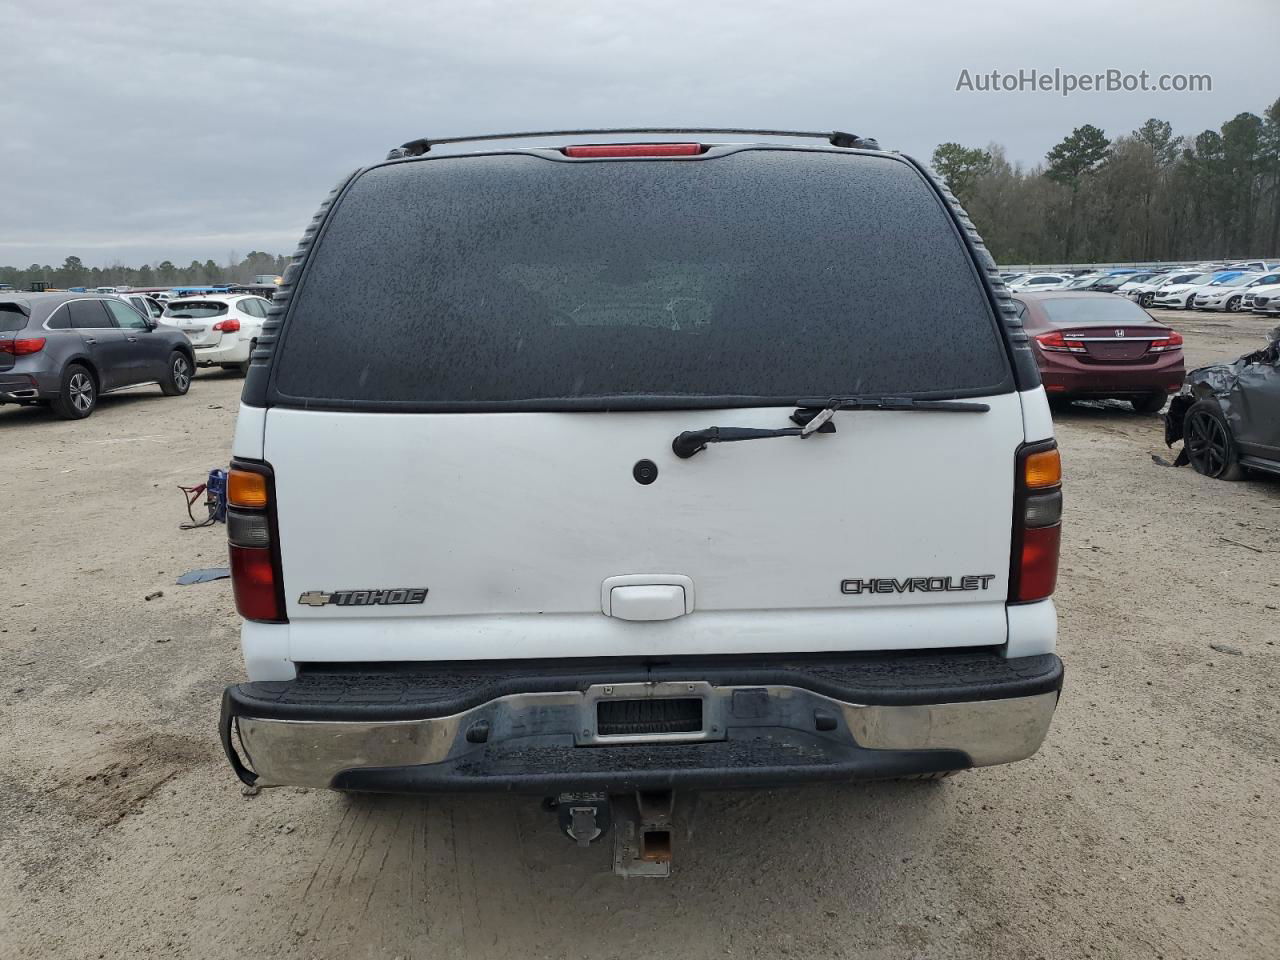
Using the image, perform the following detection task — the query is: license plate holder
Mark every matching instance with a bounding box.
[579,682,722,745]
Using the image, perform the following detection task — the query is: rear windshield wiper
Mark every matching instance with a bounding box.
[671,396,990,459]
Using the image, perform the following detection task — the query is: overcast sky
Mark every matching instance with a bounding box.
[3,0,1276,267]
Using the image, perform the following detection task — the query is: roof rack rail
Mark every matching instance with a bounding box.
[386,128,880,160]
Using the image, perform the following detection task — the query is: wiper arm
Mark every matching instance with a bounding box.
[790,396,991,433]
[671,396,990,459]
[671,424,806,459]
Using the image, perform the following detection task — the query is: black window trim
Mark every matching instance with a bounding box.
[43,297,118,331]
[43,303,71,330]
[249,144,1031,412]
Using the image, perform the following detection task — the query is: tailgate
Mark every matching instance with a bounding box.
[177,323,221,346]
[266,394,1024,662]
[163,301,227,344]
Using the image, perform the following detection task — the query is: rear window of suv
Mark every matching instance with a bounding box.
[0,302,28,332]
[273,150,1013,409]
[165,301,228,318]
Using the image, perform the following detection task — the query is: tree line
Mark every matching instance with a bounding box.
[0,251,290,291]
[932,96,1280,264]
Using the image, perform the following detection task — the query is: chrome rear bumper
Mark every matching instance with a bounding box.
[224,664,1061,792]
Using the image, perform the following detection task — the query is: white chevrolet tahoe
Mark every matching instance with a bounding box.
[219,129,1064,867]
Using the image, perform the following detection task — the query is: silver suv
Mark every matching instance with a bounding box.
[1,293,194,418]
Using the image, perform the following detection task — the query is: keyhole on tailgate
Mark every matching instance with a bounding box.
[633,459,659,485]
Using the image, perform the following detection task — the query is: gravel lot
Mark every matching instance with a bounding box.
[2,310,1277,959]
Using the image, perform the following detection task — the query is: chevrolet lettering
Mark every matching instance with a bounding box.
[840,575,997,595]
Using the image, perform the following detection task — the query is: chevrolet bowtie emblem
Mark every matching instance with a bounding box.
[298,591,332,607]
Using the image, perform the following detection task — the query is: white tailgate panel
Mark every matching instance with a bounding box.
[265,393,1025,662]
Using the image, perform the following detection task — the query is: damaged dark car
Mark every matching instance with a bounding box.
[1165,326,1280,480]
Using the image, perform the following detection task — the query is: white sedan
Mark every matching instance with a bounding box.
[1007,273,1072,292]
[1244,283,1280,315]
[1120,270,1203,307]
[1151,272,1236,310]
[158,294,271,375]
[1193,272,1280,312]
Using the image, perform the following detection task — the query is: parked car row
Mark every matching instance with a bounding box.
[1114,270,1206,306]
[0,289,271,419]
[1002,261,1280,315]
[1003,269,1171,293]
[1149,270,1280,312]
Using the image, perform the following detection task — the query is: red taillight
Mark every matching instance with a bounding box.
[1148,330,1183,353]
[1016,525,1061,602]
[1034,331,1085,354]
[227,460,286,623]
[213,317,240,333]
[1010,441,1062,604]
[563,143,703,158]
[230,545,284,621]
[0,337,46,355]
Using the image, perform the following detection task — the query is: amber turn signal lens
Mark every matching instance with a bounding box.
[1024,448,1061,489]
[228,468,269,508]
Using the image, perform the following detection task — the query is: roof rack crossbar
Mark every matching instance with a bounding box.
[387,128,880,159]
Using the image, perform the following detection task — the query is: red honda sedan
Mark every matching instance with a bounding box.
[1012,292,1185,413]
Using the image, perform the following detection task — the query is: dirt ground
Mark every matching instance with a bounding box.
[2,311,1277,960]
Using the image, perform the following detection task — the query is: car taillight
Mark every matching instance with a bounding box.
[212,317,241,333]
[1010,442,1062,604]
[1034,331,1086,354]
[1148,331,1183,353]
[0,337,46,355]
[563,143,703,158]
[227,460,286,622]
